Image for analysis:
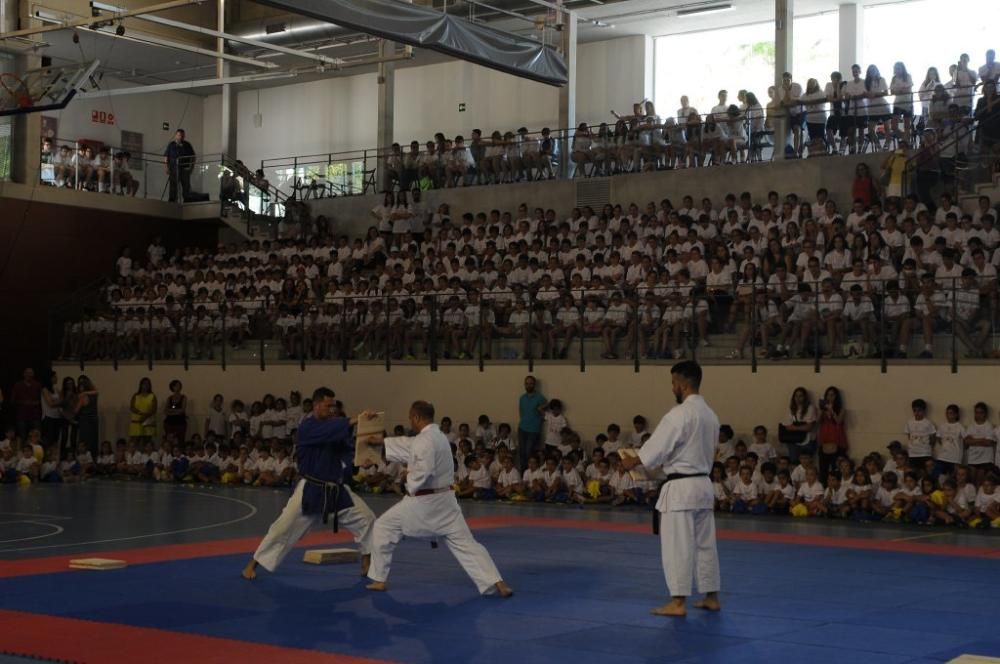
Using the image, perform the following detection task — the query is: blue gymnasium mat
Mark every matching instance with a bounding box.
[1,526,998,664]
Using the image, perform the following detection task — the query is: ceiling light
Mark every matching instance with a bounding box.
[591,19,614,28]
[677,3,733,17]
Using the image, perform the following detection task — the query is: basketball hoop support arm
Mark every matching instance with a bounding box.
[1,0,202,40]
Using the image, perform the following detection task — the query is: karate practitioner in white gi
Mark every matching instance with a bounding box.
[364,400,513,597]
[242,387,376,580]
[619,360,722,617]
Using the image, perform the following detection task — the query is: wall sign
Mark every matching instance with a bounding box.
[91,110,115,125]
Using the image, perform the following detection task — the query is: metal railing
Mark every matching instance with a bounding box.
[39,137,225,204]
[51,276,1000,374]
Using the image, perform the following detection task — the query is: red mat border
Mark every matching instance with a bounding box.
[2,514,997,580]
[0,609,392,664]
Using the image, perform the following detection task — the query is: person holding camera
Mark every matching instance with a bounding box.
[779,387,817,464]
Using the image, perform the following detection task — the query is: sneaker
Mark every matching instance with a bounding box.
[725,349,743,359]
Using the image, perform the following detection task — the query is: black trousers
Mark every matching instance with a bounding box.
[169,166,192,202]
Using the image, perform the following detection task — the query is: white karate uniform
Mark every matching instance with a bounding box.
[252,481,375,573]
[369,422,504,594]
[637,394,721,598]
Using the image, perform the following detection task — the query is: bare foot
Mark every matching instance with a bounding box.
[241,560,258,580]
[651,599,687,617]
[495,580,514,598]
[366,581,387,592]
[694,594,721,611]
[360,554,371,577]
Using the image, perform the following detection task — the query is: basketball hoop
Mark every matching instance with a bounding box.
[0,73,33,109]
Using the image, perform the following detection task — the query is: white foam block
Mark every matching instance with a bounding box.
[69,558,128,570]
[948,657,1000,664]
[303,548,360,565]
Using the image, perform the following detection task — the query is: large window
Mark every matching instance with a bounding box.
[863,0,1000,112]
[653,14,837,120]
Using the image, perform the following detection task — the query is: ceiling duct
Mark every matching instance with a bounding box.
[248,0,568,85]
[228,14,360,53]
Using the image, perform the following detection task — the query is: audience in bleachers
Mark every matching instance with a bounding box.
[381,51,999,187]
[63,165,1000,364]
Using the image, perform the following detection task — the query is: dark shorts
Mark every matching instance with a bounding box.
[842,116,862,133]
[892,106,913,118]
[806,123,826,141]
[789,114,806,129]
[868,114,891,124]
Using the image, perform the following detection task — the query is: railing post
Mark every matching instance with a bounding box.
[951,277,958,374]
[527,295,535,373]
[750,284,758,373]
[112,309,119,371]
[259,307,266,372]
[578,299,585,373]
[340,300,348,372]
[221,305,227,372]
[429,295,439,372]
[299,308,306,372]
[478,302,485,372]
[879,287,887,374]
[385,294,391,372]
[183,307,190,371]
[813,283,821,373]
[632,296,640,373]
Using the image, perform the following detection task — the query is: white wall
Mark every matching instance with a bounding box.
[195,36,650,169]
[50,83,206,159]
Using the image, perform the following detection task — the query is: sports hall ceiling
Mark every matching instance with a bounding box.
[21,0,906,93]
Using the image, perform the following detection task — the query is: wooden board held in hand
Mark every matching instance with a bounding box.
[303,548,360,565]
[354,411,386,467]
[69,558,128,571]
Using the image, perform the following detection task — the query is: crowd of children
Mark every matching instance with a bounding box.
[3,390,998,529]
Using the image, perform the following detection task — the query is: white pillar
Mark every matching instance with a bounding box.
[773,0,793,160]
[376,39,395,191]
[557,11,577,177]
[838,3,863,76]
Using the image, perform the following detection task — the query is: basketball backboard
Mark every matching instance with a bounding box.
[0,60,99,117]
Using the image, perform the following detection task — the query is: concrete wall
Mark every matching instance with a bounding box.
[52,361,998,462]
[309,154,870,240]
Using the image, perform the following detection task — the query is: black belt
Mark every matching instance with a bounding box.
[651,472,709,535]
[303,474,342,532]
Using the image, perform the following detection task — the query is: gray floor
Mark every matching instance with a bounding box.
[1,480,996,561]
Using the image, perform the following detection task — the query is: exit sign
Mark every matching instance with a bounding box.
[91,110,115,125]
[458,103,466,112]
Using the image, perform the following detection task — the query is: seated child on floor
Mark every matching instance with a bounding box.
[711,462,731,512]
[731,465,763,513]
[791,467,826,517]
[495,454,523,499]
[609,453,641,506]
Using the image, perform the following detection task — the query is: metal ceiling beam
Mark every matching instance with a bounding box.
[31,10,278,69]
[74,49,412,97]
[0,0,201,40]
[89,0,343,66]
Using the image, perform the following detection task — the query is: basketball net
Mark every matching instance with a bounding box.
[0,73,33,109]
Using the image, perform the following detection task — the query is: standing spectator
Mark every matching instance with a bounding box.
[980,49,1000,85]
[40,371,63,452]
[76,375,99,459]
[164,129,195,203]
[59,377,79,459]
[164,379,188,444]
[780,387,817,464]
[517,375,548,470]
[851,162,878,208]
[816,386,847,482]
[129,378,158,445]
[11,368,42,440]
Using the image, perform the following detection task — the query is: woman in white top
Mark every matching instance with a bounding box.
[953,55,978,114]
[371,191,395,239]
[889,61,914,143]
[701,116,726,166]
[864,65,890,151]
[724,105,748,164]
[918,67,941,121]
[570,122,593,178]
[799,78,828,156]
[782,387,817,463]
[390,190,412,242]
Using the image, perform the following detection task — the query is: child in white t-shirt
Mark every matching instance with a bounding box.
[972,475,1000,525]
[561,456,586,504]
[543,400,568,454]
[793,467,826,516]
[495,455,523,499]
[205,393,227,439]
[964,402,997,482]
[872,472,900,519]
[748,425,776,462]
[904,398,936,463]
[933,404,965,473]
[228,399,249,438]
[824,471,850,517]
[627,415,649,448]
[731,466,760,512]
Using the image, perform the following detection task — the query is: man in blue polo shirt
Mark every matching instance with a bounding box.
[517,375,547,470]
